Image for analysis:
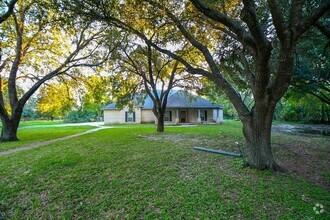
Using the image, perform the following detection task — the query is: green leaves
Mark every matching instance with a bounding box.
[81,75,112,114]
[290,27,330,105]
[36,83,75,118]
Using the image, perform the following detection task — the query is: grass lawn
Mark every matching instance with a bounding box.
[18,120,65,127]
[0,121,329,219]
[0,125,93,152]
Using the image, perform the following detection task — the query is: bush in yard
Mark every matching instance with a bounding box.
[64,110,96,123]
[22,107,39,121]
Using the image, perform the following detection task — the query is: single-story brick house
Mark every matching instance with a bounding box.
[103,91,223,125]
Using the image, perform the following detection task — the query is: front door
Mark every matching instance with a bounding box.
[180,110,186,123]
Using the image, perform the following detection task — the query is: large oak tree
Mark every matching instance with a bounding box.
[61,0,330,170]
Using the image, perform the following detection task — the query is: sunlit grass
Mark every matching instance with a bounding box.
[19,120,65,126]
[0,120,65,128]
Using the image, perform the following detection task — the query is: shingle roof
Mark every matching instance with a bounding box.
[166,91,222,109]
[103,103,117,109]
[103,90,222,110]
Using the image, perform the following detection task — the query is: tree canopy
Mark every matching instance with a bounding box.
[291,25,330,105]
[60,0,330,170]
[0,0,120,141]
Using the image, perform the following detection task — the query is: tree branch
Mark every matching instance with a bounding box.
[0,58,10,73]
[267,0,289,43]
[308,91,330,105]
[8,10,24,110]
[237,52,255,91]
[241,0,269,50]
[19,27,113,107]
[289,0,304,40]
[0,0,18,24]
[314,21,330,39]
[0,76,9,121]
[296,1,330,39]
[189,0,256,49]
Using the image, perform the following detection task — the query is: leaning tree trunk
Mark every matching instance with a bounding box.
[242,100,279,170]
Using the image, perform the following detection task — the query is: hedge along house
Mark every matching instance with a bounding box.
[103,91,223,125]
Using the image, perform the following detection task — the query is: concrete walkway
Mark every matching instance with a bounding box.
[0,126,111,156]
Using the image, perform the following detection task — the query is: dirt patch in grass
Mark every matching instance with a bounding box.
[139,134,184,141]
[142,132,330,190]
[273,135,330,190]
[139,134,239,151]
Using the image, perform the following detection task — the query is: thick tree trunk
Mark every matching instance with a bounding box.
[1,118,20,142]
[242,102,279,170]
[0,107,22,142]
[157,113,165,132]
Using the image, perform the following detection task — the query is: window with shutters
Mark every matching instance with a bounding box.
[125,112,135,122]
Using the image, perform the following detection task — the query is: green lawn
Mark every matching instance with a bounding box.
[18,120,65,127]
[0,121,329,219]
[0,125,93,152]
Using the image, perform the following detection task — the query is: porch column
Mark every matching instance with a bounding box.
[216,108,222,125]
[197,109,201,124]
[175,109,179,124]
[219,109,223,122]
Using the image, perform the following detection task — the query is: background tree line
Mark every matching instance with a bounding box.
[21,75,112,122]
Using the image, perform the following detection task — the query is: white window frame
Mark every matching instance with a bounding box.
[127,112,134,122]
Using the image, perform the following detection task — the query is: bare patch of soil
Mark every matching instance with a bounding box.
[139,134,184,141]
[273,134,330,190]
[141,131,330,190]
